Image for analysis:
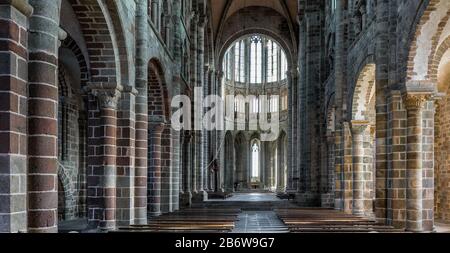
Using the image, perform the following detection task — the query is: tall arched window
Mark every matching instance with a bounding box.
[224,34,288,84]
[251,141,260,181]
[267,40,279,83]
[250,36,262,83]
[234,40,245,82]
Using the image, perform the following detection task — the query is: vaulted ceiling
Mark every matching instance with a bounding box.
[210,0,298,39]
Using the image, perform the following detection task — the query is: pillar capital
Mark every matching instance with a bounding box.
[190,11,199,24]
[87,82,123,110]
[403,93,432,111]
[148,115,166,132]
[350,120,370,135]
[198,14,207,29]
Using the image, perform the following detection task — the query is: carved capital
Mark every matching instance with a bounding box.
[190,11,199,24]
[403,94,431,111]
[198,14,207,28]
[149,122,166,133]
[350,120,370,135]
[87,82,123,110]
[92,89,121,110]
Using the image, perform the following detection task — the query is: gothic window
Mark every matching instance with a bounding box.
[224,35,288,84]
[331,0,337,13]
[234,40,245,82]
[270,96,279,113]
[251,140,260,180]
[282,94,288,111]
[267,40,279,83]
[251,97,259,114]
[250,36,262,83]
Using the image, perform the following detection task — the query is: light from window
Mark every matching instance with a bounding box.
[250,36,262,83]
[252,141,260,179]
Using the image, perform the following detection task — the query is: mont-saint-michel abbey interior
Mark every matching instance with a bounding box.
[3,0,450,236]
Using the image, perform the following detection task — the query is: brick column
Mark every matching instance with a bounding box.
[87,86,121,231]
[387,91,407,228]
[116,86,137,226]
[147,120,165,217]
[351,120,370,216]
[180,132,193,207]
[0,0,32,233]
[134,0,149,225]
[404,94,429,232]
[27,0,61,233]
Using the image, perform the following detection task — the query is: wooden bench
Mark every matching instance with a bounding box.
[114,207,241,233]
[275,208,401,233]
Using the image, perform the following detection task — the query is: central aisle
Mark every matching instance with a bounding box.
[231,211,289,233]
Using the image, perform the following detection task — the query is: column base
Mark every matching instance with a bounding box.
[321,193,335,208]
[192,190,208,203]
[180,191,193,207]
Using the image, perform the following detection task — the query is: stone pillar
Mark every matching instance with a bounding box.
[134,0,149,225]
[216,70,225,191]
[0,0,32,233]
[27,0,61,233]
[287,68,298,192]
[87,86,121,231]
[151,0,159,28]
[180,132,192,206]
[351,121,370,216]
[147,120,165,216]
[387,90,407,228]
[116,86,137,226]
[192,14,207,201]
[404,94,428,232]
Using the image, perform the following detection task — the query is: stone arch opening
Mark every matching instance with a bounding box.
[147,59,172,216]
[434,36,450,223]
[350,63,376,217]
[57,34,89,222]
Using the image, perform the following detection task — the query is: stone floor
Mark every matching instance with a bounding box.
[231,211,289,233]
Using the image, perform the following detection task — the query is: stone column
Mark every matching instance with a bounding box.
[286,68,297,192]
[180,132,192,206]
[27,0,61,233]
[351,120,370,216]
[404,94,428,232]
[151,0,159,28]
[326,133,336,194]
[116,86,137,226]
[87,86,121,230]
[193,14,207,201]
[0,0,32,233]
[134,0,149,225]
[216,70,225,191]
[147,120,165,216]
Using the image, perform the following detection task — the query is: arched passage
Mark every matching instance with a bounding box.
[350,63,376,217]
[434,37,450,223]
[147,59,172,216]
